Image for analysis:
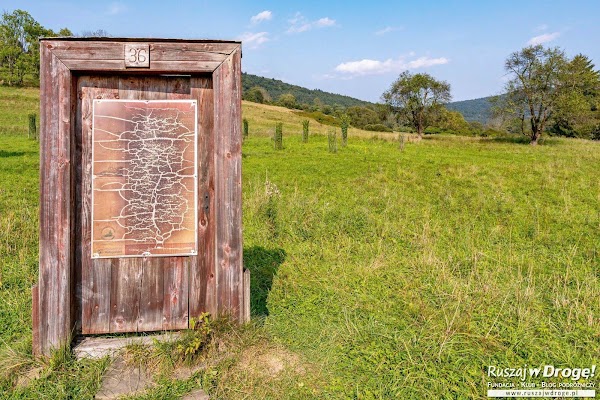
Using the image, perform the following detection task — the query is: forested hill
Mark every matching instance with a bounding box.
[242,73,373,108]
[446,96,493,124]
[243,71,495,123]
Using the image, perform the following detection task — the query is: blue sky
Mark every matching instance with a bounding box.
[4,1,600,102]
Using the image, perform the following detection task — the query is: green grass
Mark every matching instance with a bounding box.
[241,134,600,398]
[1,90,599,399]
[0,87,38,136]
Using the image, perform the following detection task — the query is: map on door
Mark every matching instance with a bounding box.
[91,100,197,258]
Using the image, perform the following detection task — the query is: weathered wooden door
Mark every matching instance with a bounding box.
[35,38,246,356]
[75,74,214,334]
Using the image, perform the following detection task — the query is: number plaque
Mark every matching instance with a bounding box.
[124,44,150,68]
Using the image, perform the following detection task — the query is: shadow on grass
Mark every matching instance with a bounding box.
[489,136,534,145]
[0,150,26,158]
[243,246,286,317]
[489,136,562,146]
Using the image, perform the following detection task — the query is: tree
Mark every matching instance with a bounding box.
[436,108,470,133]
[345,106,379,129]
[244,85,271,103]
[312,97,323,111]
[277,93,296,109]
[0,9,55,85]
[496,46,600,143]
[382,71,451,139]
[501,45,570,145]
[549,54,600,138]
[0,10,37,85]
[58,28,73,37]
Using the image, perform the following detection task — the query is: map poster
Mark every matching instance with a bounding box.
[91,100,197,258]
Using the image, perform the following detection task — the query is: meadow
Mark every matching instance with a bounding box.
[0,86,599,399]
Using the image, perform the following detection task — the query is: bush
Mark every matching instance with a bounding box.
[244,86,271,104]
[364,124,393,132]
[278,93,297,109]
[293,110,339,127]
[346,106,380,129]
[424,126,443,135]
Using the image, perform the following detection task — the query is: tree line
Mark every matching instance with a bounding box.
[242,72,372,108]
[246,45,600,143]
[3,9,599,142]
[0,9,109,86]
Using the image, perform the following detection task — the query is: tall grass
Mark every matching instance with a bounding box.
[0,88,598,398]
[240,134,600,398]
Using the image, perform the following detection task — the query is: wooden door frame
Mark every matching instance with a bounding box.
[34,38,246,356]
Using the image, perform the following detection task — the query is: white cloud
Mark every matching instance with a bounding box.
[333,55,449,77]
[106,2,126,15]
[315,17,336,27]
[287,13,337,33]
[405,57,449,69]
[527,31,560,45]
[238,32,270,49]
[251,10,272,24]
[535,24,548,32]
[375,26,399,36]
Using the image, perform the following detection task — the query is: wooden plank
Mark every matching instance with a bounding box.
[48,40,238,60]
[212,48,243,320]
[37,43,59,355]
[110,258,141,332]
[189,76,216,319]
[150,44,230,61]
[38,45,74,355]
[166,76,191,99]
[163,78,192,329]
[80,259,112,334]
[50,45,227,63]
[45,37,239,45]
[136,77,167,332]
[141,75,168,100]
[149,41,240,55]
[36,43,50,356]
[60,59,221,73]
[138,258,164,331]
[144,60,224,72]
[61,59,125,70]
[108,77,145,333]
[77,76,119,335]
[163,258,190,330]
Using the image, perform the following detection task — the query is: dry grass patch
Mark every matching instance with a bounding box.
[236,344,305,378]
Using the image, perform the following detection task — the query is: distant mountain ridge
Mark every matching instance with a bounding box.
[446,96,493,124]
[242,73,373,108]
[242,72,494,123]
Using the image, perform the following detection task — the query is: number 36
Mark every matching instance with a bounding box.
[129,47,147,63]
